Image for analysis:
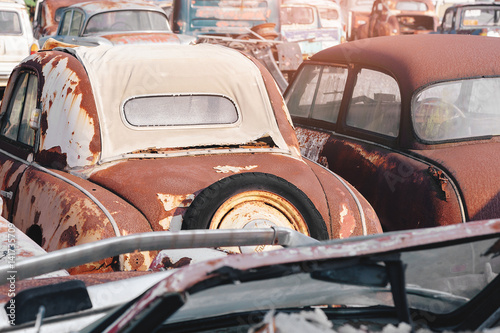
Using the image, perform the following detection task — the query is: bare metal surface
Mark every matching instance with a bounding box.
[0,227,318,282]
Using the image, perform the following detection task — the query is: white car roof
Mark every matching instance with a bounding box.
[73,43,288,163]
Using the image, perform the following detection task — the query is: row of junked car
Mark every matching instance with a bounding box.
[0,28,499,331]
[1,0,500,331]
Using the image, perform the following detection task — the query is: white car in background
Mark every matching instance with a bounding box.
[0,0,33,100]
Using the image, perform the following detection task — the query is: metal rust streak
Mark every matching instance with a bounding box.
[14,167,156,273]
[21,51,100,168]
[34,51,100,168]
[299,128,464,230]
[103,33,181,44]
[87,153,329,233]
[295,127,331,163]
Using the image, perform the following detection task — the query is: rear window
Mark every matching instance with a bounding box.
[412,77,500,142]
[85,10,170,34]
[0,10,22,35]
[123,94,239,127]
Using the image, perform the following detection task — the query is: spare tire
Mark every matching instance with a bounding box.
[182,172,329,246]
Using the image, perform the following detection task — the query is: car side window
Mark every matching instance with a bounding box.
[59,10,72,36]
[285,65,347,124]
[1,72,38,147]
[69,11,83,36]
[346,68,401,137]
[442,10,454,30]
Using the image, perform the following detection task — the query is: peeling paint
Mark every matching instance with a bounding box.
[214,165,258,173]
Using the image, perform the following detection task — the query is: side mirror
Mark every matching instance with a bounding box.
[29,108,41,130]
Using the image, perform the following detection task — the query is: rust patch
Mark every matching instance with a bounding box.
[161,256,192,269]
[128,251,146,271]
[40,111,48,137]
[60,225,79,247]
[36,146,68,169]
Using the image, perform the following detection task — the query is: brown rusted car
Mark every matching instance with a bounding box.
[356,0,438,38]
[0,43,382,273]
[284,34,500,232]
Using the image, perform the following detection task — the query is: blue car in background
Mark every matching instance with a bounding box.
[281,0,346,59]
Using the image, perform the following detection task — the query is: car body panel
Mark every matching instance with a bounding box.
[285,34,500,231]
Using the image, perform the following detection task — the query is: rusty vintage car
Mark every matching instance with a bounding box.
[284,34,500,232]
[34,0,195,51]
[0,42,382,274]
[0,217,499,331]
[356,0,439,38]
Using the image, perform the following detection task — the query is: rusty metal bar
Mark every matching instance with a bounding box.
[0,227,318,282]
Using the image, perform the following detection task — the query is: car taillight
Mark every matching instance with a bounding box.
[30,43,39,55]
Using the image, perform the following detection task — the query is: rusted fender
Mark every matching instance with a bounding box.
[13,167,156,274]
[86,152,362,239]
[304,159,383,237]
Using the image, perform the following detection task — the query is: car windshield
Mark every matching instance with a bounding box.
[0,10,21,35]
[84,10,170,35]
[412,77,500,142]
[281,6,315,25]
[158,235,500,328]
[462,8,500,27]
[318,8,340,27]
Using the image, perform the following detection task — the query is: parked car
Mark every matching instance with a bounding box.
[357,0,439,38]
[35,0,195,50]
[0,42,382,274]
[340,0,375,40]
[0,217,498,331]
[437,2,500,36]
[170,0,303,92]
[281,0,346,59]
[284,34,500,232]
[0,0,33,100]
[32,0,95,40]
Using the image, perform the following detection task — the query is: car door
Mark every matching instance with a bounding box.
[0,71,38,220]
